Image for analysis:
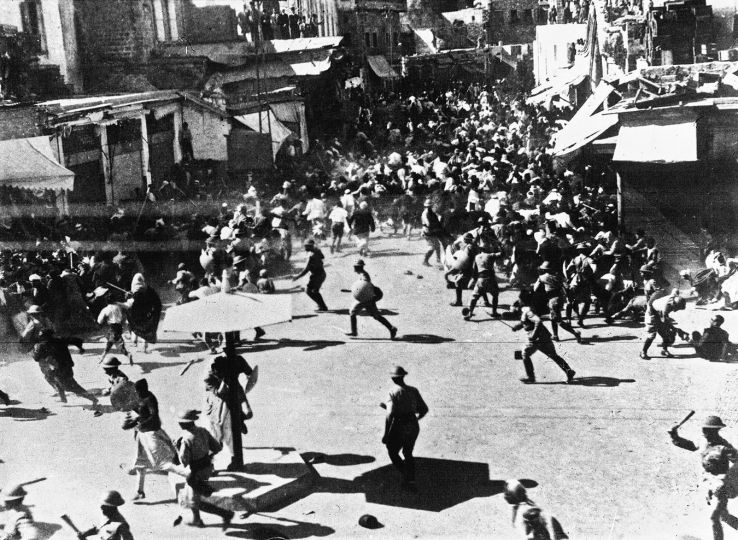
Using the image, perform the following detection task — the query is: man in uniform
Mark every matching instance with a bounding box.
[512,304,576,384]
[292,239,328,311]
[347,260,397,339]
[641,290,687,359]
[382,366,428,490]
[77,490,133,540]
[420,199,444,267]
[670,415,738,540]
[463,241,502,320]
[100,357,129,397]
[503,480,568,539]
[173,409,234,529]
[533,262,581,342]
[0,484,39,540]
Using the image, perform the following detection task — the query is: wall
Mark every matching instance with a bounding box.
[0,106,41,140]
[533,23,586,83]
[0,0,81,90]
[340,8,404,60]
[182,1,238,43]
[488,0,542,44]
[182,104,230,161]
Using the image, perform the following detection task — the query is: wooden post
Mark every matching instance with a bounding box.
[224,331,244,470]
[616,171,624,231]
[99,123,113,206]
[140,112,152,192]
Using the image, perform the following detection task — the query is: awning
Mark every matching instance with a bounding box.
[613,121,698,163]
[367,55,399,79]
[0,136,74,191]
[234,111,294,158]
[552,113,618,157]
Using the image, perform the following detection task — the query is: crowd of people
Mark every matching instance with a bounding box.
[0,77,737,538]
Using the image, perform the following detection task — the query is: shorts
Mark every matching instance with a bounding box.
[473,277,498,295]
[107,323,124,343]
[331,223,345,236]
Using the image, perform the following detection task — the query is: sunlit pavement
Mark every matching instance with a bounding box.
[0,233,734,539]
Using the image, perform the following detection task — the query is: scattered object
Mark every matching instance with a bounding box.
[60,514,82,535]
[404,270,413,275]
[417,275,423,279]
[358,514,383,529]
[179,359,197,376]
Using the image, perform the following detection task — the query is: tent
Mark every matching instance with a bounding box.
[367,55,399,80]
[234,111,294,158]
[0,136,74,191]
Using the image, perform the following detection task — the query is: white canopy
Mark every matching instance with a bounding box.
[234,111,294,158]
[0,136,74,191]
[161,291,292,334]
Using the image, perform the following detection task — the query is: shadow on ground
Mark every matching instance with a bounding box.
[301,452,376,466]
[246,339,345,353]
[136,360,192,374]
[1,407,55,421]
[328,308,398,317]
[314,457,524,512]
[536,376,636,387]
[226,518,335,539]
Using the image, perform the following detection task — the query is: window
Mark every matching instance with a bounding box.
[19,0,46,53]
[365,32,371,47]
[371,32,378,47]
[493,10,504,24]
[385,31,390,45]
[523,8,533,23]
[509,9,519,23]
[153,0,168,41]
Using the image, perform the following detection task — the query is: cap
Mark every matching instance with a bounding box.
[503,479,527,504]
[463,233,474,243]
[1,484,26,502]
[423,199,432,207]
[232,255,248,267]
[259,269,268,277]
[304,239,315,248]
[703,415,727,429]
[28,274,41,281]
[390,365,408,377]
[358,514,383,529]
[282,181,291,189]
[177,263,186,270]
[101,357,121,369]
[353,259,365,268]
[27,305,43,314]
[538,261,552,271]
[101,490,125,507]
[177,409,201,423]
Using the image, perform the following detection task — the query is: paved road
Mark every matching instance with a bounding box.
[0,234,735,539]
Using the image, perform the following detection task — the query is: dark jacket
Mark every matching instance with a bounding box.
[348,210,376,236]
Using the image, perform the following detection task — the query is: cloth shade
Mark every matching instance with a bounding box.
[367,55,399,79]
[613,121,698,163]
[0,136,74,190]
[552,113,618,157]
[161,291,292,333]
[234,111,294,158]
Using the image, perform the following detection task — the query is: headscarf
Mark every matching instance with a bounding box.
[131,273,146,294]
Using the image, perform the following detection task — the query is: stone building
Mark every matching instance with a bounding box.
[337,0,406,64]
[0,0,82,93]
[73,0,185,89]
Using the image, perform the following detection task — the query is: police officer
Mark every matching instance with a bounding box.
[463,242,502,320]
[347,260,397,339]
[534,262,581,343]
[173,409,234,529]
[100,357,129,397]
[512,304,576,384]
[641,290,687,359]
[77,490,133,540]
[0,484,39,540]
[670,415,738,540]
[292,239,328,312]
[381,366,428,491]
